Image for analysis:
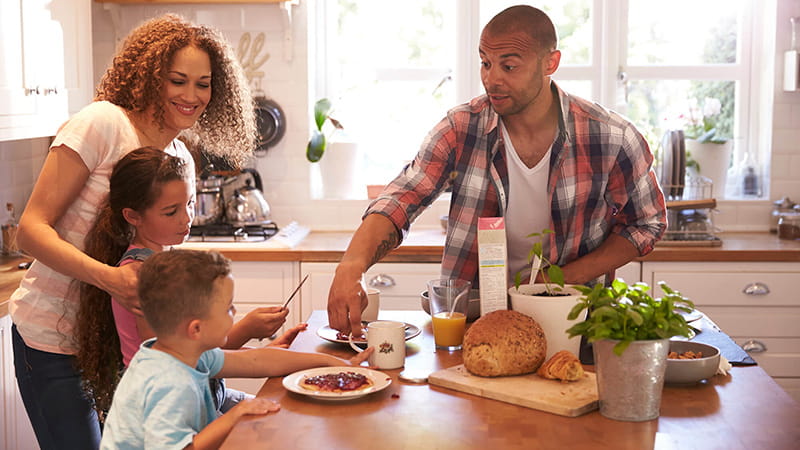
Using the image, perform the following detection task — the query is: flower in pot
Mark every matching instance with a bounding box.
[508,229,585,360]
[565,279,695,421]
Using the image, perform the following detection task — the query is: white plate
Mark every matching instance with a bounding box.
[316,322,421,345]
[282,366,392,401]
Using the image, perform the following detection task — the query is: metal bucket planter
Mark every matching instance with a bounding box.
[592,338,669,421]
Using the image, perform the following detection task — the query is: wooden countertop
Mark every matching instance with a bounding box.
[0,254,32,317]
[222,310,800,449]
[181,230,800,263]
[5,231,798,318]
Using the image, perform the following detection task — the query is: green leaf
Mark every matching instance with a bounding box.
[314,98,332,131]
[546,265,565,288]
[306,130,326,162]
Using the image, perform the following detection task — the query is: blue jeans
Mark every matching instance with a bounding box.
[12,324,101,450]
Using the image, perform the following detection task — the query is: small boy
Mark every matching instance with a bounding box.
[100,249,371,449]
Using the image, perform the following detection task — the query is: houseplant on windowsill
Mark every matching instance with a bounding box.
[306,98,361,199]
[508,229,586,360]
[680,97,732,195]
[565,279,695,421]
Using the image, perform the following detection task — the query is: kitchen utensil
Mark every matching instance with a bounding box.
[420,289,481,322]
[282,274,309,309]
[254,96,286,156]
[281,366,391,401]
[316,323,421,344]
[349,320,406,369]
[225,168,271,226]
[665,341,721,384]
[193,165,225,226]
[427,364,598,417]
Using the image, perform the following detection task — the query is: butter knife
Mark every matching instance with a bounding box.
[282,274,309,310]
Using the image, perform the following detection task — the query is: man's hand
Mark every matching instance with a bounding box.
[326,263,368,336]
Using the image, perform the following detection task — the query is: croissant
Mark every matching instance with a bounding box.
[536,350,584,382]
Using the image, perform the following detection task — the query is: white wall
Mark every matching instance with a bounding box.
[1,0,797,233]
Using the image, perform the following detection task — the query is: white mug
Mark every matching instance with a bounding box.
[349,320,406,369]
[362,288,380,322]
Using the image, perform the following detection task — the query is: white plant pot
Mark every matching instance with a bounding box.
[315,141,362,199]
[685,139,732,198]
[508,284,586,361]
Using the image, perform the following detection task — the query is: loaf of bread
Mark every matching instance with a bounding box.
[462,310,546,377]
[536,350,584,382]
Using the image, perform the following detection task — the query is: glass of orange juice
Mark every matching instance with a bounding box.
[428,279,471,351]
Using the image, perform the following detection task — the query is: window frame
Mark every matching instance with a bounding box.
[314,0,773,200]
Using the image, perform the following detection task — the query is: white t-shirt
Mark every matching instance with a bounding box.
[501,120,551,282]
[9,101,195,354]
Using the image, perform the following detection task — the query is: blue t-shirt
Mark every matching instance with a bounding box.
[100,339,225,449]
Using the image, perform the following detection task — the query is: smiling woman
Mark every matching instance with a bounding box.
[8,13,256,449]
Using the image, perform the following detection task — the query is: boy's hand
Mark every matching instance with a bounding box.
[231,397,281,418]
[268,323,309,348]
[347,346,374,366]
[241,307,289,340]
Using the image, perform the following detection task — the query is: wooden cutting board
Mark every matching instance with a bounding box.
[428,364,598,417]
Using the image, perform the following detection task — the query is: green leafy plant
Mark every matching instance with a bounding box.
[512,229,565,295]
[306,98,344,162]
[566,279,695,356]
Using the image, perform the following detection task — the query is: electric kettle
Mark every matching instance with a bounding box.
[225,168,271,226]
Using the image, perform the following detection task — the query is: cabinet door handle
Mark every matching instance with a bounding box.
[742,282,770,296]
[742,339,767,353]
[368,274,395,288]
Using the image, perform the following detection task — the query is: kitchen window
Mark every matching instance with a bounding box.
[313,0,771,200]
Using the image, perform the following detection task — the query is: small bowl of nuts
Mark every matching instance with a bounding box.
[664,341,721,385]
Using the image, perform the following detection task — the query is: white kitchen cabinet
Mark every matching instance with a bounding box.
[225,261,301,395]
[614,261,640,283]
[1,315,39,450]
[641,261,800,402]
[300,262,442,319]
[0,0,93,141]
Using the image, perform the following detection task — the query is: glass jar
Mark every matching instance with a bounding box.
[771,197,796,233]
[777,212,800,240]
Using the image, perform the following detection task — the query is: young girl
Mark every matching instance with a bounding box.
[75,147,303,415]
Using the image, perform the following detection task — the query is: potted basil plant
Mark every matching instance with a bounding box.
[566,279,695,421]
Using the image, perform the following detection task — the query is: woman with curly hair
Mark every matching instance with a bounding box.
[9,14,256,449]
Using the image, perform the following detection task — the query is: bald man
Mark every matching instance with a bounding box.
[327,5,667,336]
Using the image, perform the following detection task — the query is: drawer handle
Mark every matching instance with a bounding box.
[368,274,395,288]
[742,339,767,353]
[742,282,770,296]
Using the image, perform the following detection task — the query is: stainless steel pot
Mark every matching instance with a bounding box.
[193,165,225,226]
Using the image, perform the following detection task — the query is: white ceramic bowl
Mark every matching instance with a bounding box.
[664,341,721,385]
[420,289,481,322]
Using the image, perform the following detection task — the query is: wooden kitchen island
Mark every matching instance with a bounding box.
[222,310,800,450]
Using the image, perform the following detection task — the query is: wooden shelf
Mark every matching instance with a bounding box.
[665,198,717,211]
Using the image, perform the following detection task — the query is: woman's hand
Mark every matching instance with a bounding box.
[268,322,308,348]
[104,262,143,315]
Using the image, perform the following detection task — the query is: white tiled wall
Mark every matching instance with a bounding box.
[1,0,797,233]
[0,138,49,223]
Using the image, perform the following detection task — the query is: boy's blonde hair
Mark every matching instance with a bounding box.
[138,249,232,335]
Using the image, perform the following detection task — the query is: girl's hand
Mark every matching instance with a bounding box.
[241,307,289,340]
[268,323,309,348]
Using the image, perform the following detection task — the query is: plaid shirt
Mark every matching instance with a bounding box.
[366,82,667,286]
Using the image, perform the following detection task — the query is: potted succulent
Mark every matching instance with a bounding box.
[306,98,361,198]
[508,229,586,360]
[566,279,695,421]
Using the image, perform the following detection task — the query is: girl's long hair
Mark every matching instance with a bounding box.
[75,147,190,413]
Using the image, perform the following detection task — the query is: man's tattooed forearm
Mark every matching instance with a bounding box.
[369,230,399,266]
